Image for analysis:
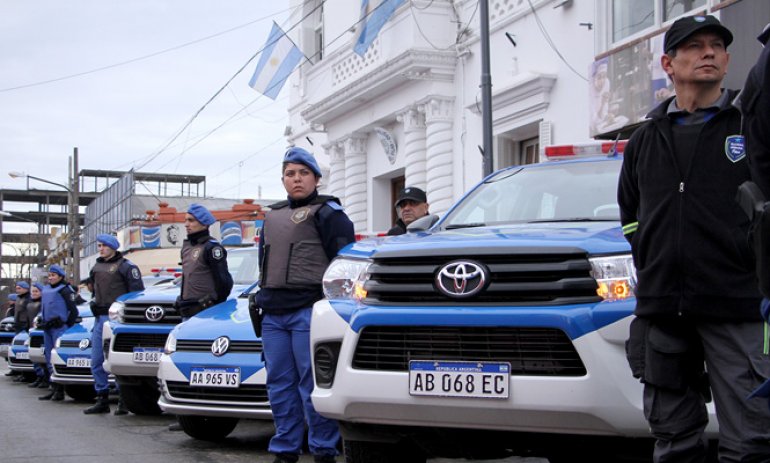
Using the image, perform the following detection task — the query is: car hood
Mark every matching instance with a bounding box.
[117,282,254,303]
[171,297,256,342]
[344,222,629,258]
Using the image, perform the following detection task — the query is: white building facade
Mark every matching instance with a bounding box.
[285,0,759,233]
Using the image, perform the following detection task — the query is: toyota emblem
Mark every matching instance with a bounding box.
[145,305,165,322]
[435,260,488,298]
[79,338,90,350]
[211,336,230,357]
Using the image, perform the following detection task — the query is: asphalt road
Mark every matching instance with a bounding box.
[0,364,543,463]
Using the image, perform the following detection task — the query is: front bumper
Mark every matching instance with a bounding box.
[105,323,173,377]
[310,299,719,438]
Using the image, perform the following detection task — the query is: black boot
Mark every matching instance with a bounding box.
[113,397,128,416]
[37,378,50,388]
[51,384,65,401]
[27,377,43,388]
[4,369,19,377]
[39,384,57,400]
[84,391,110,414]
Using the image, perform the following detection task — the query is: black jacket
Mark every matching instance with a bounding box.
[386,219,407,236]
[618,89,761,320]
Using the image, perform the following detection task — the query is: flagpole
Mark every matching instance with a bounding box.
[479,0,494,176]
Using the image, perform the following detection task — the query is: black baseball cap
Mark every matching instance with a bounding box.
[664,15,733,54]
[395,187,427,208]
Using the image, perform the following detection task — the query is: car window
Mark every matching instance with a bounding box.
[226,247,260,285]
[442,159,621,227]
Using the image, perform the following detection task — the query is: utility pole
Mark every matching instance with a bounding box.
[480,0,494,176]
[70,148,81,285]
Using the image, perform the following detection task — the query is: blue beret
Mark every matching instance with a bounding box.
[8,294,17,301]
[187,203,216,226]
[97,233,120,250]
[15,281,29,290]
[33,283,44,292]
[48,264,66,277]
[284,147,322,177]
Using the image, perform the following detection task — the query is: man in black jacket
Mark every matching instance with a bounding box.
[387,186,430,236]
[618,15,770,462]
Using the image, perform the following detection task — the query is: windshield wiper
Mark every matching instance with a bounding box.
[445,222,486,229]
[528,217,611,223]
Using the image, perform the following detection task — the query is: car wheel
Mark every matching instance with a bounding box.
[64,384,96,402]
[117,379,161,415]
[343,439,427,463]
[177,415,239,441]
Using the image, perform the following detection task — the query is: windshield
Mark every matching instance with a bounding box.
[442,159,621,228]
[226,247,260,285]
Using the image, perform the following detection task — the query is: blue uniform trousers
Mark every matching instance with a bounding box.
[43,325,68,376]
[262,308,339,457]
[90,315,110,393]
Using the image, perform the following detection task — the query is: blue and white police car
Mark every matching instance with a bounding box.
[7,330,33,379]
[309,142,719,462]
[156,282,268,441]
[104,246,260,415]
[0,316,14,360]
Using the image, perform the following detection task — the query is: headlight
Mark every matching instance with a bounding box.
[322,258,371,301]
[55,338,62,349]
[589,254,636,302]
[24,338,30,347]
[108,301,125,323]
[164,332,177,354]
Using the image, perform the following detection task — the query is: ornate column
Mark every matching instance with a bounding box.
[397,107,427,190]
[424,96,454,215]
[343,134,368,233]
[324,141,346,203]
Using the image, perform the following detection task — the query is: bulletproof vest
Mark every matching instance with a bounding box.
[26,299,41,321]
[14,293,29,326]
[262,202,329,289]
[41,285,68,322]
[181,239,216,301]
[92,258,129,306]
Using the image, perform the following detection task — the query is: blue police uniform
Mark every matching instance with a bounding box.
[257,167,355,463]
[39,278,78,401]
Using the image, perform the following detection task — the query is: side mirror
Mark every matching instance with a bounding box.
[406,214,440,233]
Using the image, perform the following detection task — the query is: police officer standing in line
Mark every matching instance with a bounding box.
[83,234,144,415]
[618,15,770,461]
[175,204,233,320]
[38,264,79,401]
[386,186,430,236]
[26,283,49,389]
[254,147,355,463]
[12,281,30,333]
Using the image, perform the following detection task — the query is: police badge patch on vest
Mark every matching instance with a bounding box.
[212,247,223,260]
[192,248,202,260]
[291,207,311,224]
[725,135,746,163]
[109,264,118,273]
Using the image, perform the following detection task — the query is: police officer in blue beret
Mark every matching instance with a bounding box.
[175,204,233,320]
[4,293,20,378]
[38,264,79,401]
[254,147,355,463]
[12,281,31,333]
[83,234,145,415]
[26,283,49,388]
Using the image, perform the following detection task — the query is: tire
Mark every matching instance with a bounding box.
[177,415,239,441]
[64,384,97,402]
[117,378,162,415]
[344,439,427,463]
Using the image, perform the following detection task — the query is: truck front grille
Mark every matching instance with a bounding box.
[29,336,44,348]
[165,381,269,403]
[123,303,181,324]
[176,340,263,353]
[352,326,586,376]
[54,365,91,376]
[113,333,168,352]
[364,249,600,305]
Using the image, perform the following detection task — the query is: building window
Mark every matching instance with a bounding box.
[663,0,707,21]
[612,0,654,42]
[313,5,324,63]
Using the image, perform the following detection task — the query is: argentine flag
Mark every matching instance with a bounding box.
[249,22,304,100]
[354,0,405,57]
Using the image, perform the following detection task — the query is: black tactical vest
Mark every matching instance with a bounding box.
[181,239,216,301]
[92,258,130,307]
[262,203,329,289]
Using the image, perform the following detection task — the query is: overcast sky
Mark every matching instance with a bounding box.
[0,1,294,213]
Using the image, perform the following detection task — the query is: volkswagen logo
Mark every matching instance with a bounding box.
[79,338,90,350]
[435,260,488,298]
[211,336,230,357]
[145,305,165,322]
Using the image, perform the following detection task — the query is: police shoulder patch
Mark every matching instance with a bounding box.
[131,267,140,280]
[70,293,76,302]
[212,246,224,260]
[725,135,746,163]
[326,201,344,211]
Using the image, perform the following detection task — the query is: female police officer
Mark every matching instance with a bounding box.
[38,265,78,401]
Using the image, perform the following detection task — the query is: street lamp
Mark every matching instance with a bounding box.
[7,150,81,285]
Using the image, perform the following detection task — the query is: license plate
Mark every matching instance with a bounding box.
[15,351,30,360]
[409,361,510,399]
[67,357,91,368]
[132,348,162,363]
[189,367,241,388]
